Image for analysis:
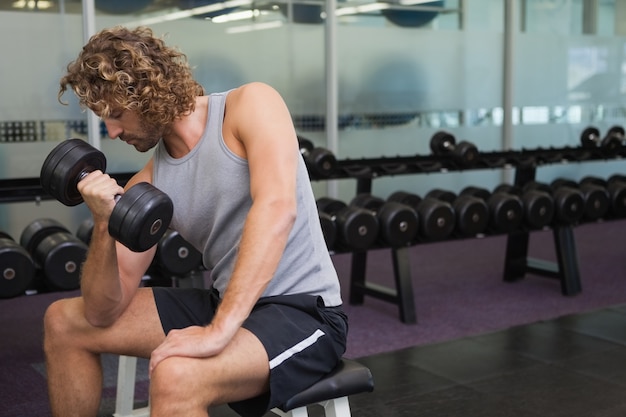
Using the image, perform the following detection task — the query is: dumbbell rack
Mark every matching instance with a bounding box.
[310,145,626,324]
[1,147,624,318]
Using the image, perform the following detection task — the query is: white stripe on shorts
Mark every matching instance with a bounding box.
[269,329,326,370]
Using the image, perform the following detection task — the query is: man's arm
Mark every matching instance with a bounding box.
[212,82,299,339]
[78,161,157,327]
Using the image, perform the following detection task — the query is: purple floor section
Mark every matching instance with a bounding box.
[338,220,626,358]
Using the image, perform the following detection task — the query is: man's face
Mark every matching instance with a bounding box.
[102,109,164,152]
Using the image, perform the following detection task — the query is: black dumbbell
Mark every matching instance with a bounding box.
[580,176,626,218]
[523,181,584,225]
[603,126,625,149]
[0,232,37,299]
[298,136,337,178]
[460,186,523,233]
[76,217,94,246]
[20,218,88,291]
[387,191,455,241]
[430,131,479,167]
[319,212,337,250]
[155,230,203,277]
[493,184,554,229]
[425,189,489,237]
[316,197,379,251]
[580,126,623,153]
[350,193,418,247]
[550,178,609,222]
[40,138,173,252]
[606,174,626,217]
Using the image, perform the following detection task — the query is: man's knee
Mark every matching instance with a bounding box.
[43,298,83,351]
[150,356,210,413]
[151,356,196,398]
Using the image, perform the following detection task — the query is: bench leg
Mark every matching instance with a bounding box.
[271,397,351,417]
[272,406,308,417]
[113,355,149,417]
[322,396,351,417]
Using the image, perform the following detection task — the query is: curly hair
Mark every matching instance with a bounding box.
[59,26,205,128]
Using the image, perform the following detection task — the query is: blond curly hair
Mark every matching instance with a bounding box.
[59,26,205,128]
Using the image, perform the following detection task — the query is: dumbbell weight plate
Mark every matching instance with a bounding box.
[580,127,600,148]
[36,232,87,291]
[522,190,554,229]
[608,125,625,137]
[334,207,379,250]
[40,138,107,206]
[425,189,456,204]
[455,141,479,166]
[76,218,95,245]
[606,181,626,217]
[156,230,202,276]
[552,188,585,224]
[317,197,348,215]
[387,191,422,209]
[108,182,174,252]
[319,212,337,250]
[351,194,385,211]
[316,198,345,250]
[430,131,456,154]
[376,202,419,247]
[352,194,418,247]
[0,238,36,298]
[487,194,523,233]
[416,198,455,241]
[305,148,337,178]
[579,185,610,221]
[20,218,70,256]
[298,136,315,153]
[453,195,489,236]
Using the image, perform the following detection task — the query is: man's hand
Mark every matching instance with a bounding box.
[149,325,231,376]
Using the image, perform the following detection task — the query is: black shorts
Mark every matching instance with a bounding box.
[152,287,348,417]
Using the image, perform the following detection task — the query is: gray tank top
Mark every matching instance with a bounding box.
[152,91,342,306]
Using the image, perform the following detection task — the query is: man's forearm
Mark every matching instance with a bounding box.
[80,221,124,327]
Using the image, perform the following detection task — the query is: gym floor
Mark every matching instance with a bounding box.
[205,304,626,417]
[348,305,626,417]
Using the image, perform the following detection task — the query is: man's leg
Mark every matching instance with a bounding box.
[149,327,270,417]
[43,288,165,417]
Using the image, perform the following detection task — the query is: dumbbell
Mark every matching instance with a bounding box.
[0,231,37,298]
[40,138,173,252]
[316,197,379,251]
[424,189,489,237]
[523,181,584,225]
[550,178,609,221]
[387,191,455,241]
[155,230,203,276]
[298,136,337,178]
[20,218,88,291]
[608,175,626,217]
[430,131,479,167]
[350,193,418,247]
[580,175,626,218]
[459,186,523,233]
[319,212,337,250]
[493,184,554,229]
[580,126,623,153]
[76,218,94,246]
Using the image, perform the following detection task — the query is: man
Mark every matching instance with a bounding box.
[43,26,347,417]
